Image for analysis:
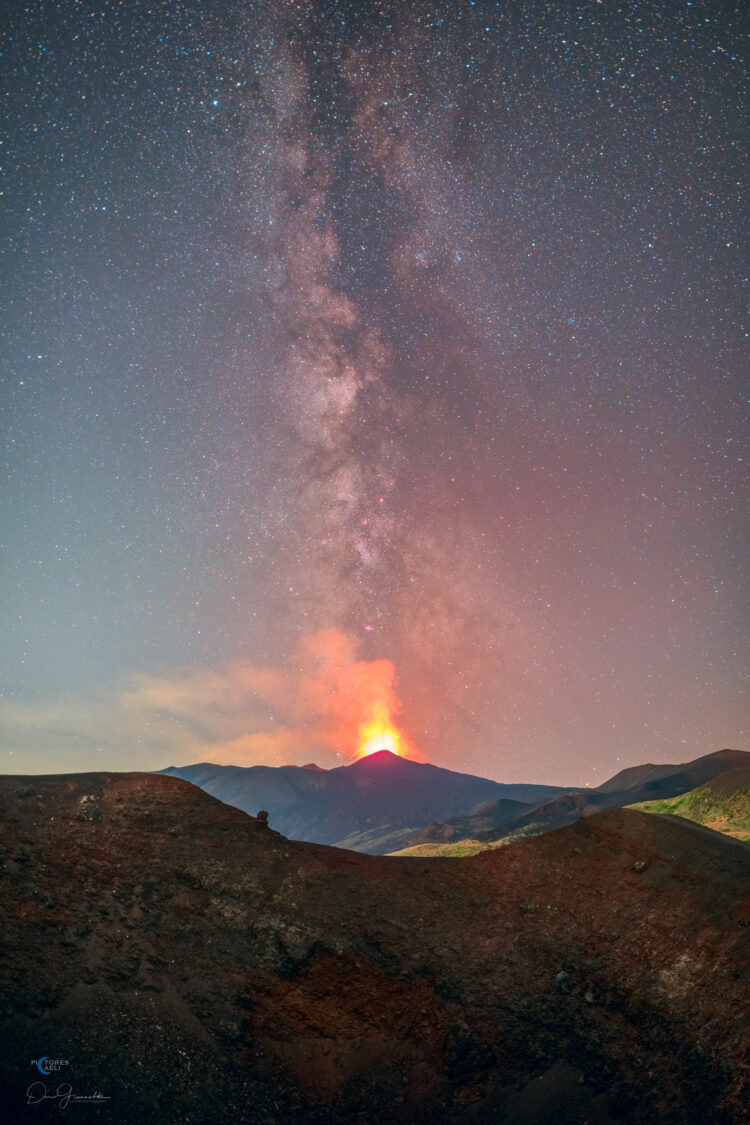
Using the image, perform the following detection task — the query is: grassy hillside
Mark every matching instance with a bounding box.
[392,820,550,857]
[388,839,489,858]
[632,778,750,843]
[334,823,424,853]
[396,777,750,855]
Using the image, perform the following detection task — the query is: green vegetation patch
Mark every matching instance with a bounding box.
[387,840,489,858]
[632,783,750,841]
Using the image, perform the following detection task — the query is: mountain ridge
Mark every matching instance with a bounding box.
[631,763,750,843]
[158,751,575,854]
[404,748,750,849]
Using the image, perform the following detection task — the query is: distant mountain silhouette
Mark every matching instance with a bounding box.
[405,796,531,846]
[159,750,572,854]
[406,748,750,849]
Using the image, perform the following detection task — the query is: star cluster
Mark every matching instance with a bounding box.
[1,0,746,782]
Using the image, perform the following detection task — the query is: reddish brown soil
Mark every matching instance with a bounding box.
[1,772,748,1124]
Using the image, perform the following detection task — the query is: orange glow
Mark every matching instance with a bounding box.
[355,701,406,759]
[292,629,424,762]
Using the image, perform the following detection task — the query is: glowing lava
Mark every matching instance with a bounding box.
[355,701,405,759]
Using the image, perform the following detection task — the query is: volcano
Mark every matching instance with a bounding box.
[159,751,573,854]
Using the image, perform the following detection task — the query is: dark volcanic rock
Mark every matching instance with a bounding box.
[1,771,749,1124]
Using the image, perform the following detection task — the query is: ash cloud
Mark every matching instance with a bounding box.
[0,630,417,773]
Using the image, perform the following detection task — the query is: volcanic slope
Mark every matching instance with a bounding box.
[159,750,571,854]
[632,765,750,843]
[404,747,750,851]
[1,772,749,1125]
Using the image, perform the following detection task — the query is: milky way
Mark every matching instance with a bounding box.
[1,1,746,783]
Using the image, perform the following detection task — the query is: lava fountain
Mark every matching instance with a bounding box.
[355,700,408,759]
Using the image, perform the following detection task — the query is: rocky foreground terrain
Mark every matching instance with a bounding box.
[1,772,749,1124]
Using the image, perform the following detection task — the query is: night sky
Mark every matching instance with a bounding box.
[2,0,747,784]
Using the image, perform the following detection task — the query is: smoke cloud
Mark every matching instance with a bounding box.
[0,629,418,773]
